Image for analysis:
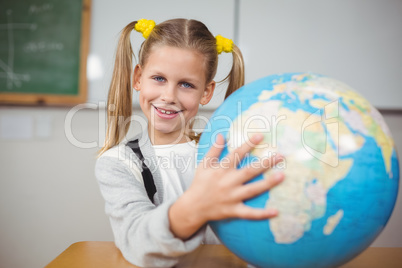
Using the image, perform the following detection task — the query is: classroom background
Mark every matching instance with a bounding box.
[1,1,401,267]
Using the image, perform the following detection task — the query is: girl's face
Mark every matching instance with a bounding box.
[133,45,215,144]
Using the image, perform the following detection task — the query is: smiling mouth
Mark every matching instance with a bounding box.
[152,105,182,115]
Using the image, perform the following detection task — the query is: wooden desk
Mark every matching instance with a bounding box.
[45,241,402,268]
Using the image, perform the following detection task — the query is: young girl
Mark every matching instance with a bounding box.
[95,18,284,267]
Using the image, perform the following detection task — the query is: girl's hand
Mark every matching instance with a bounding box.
[169,133,284,240]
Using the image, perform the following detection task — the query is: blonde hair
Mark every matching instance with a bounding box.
[98,19,245,156]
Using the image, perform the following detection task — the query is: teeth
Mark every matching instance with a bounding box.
[158,107,177,115]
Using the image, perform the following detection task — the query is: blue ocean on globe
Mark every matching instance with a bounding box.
[197,73,399,268]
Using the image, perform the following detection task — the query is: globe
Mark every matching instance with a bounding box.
[197,73,399,268]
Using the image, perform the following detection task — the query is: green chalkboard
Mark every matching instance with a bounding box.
[0,0,90,105]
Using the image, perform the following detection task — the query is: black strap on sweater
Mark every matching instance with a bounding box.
[127,139,157,203]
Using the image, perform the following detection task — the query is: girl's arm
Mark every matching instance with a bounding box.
[95,147,205,267]
[169,134,284,240]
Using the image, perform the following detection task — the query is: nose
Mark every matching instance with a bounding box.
[161,84,176,104]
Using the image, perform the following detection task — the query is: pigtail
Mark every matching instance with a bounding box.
[189,46,244,144]
[224,45,245,99]
[98,21,138,156]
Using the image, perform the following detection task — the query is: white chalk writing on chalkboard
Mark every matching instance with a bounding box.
[0,10,36,90]
[24,42,64,53]
[29,3,54,15]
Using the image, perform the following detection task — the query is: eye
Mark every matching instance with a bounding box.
[180,82,195,89]
[153,76,166,83]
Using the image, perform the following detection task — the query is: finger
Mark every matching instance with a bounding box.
[234,204,279,220]
[202,134,225,167]
[235,172,284,201]
[237,154,284,184]
[226,133,264,168]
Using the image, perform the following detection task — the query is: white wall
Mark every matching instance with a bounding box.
[1,0,402,267]
[238,0,402,110]
[0,107,111,268]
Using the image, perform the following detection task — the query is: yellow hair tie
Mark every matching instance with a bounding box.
[216,35,233,54]
[134,19,156,39]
